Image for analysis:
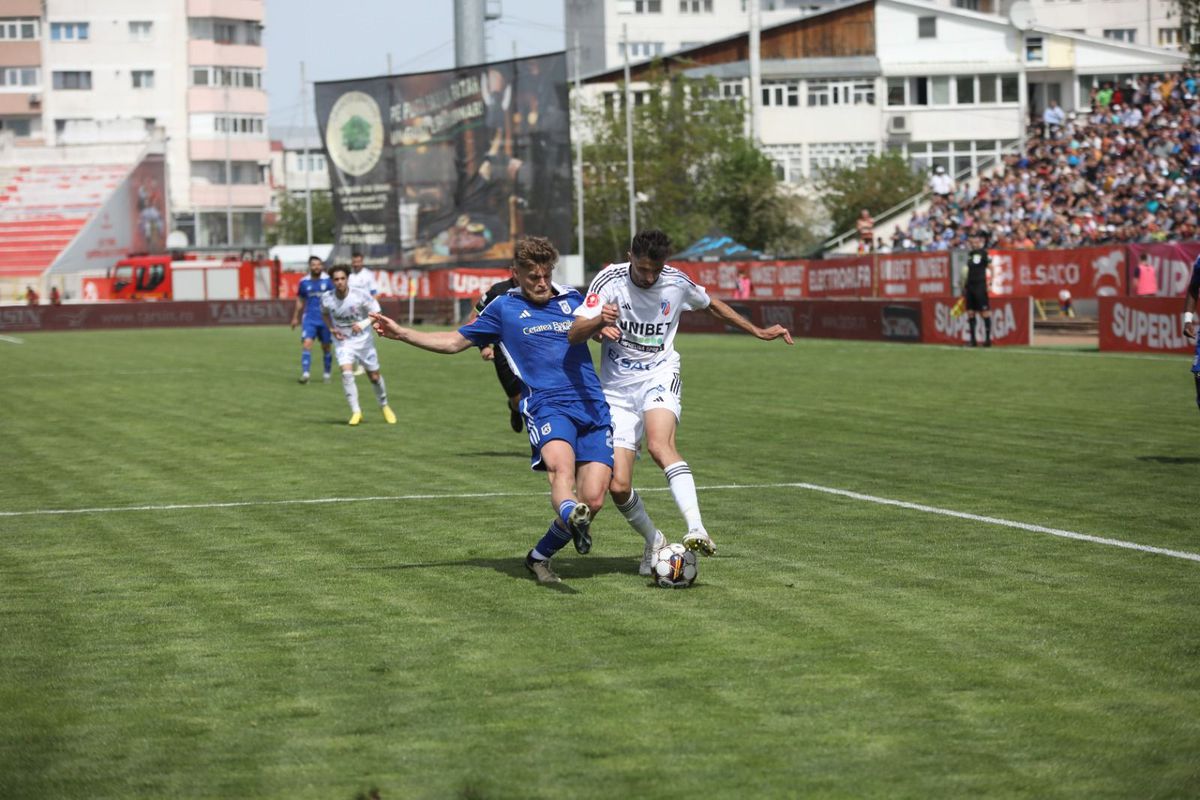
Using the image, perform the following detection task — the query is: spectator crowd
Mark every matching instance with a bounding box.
[877,70,1200,253]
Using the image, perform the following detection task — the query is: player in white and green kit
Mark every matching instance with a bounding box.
[321,264,397,427]
[569,229,793,574]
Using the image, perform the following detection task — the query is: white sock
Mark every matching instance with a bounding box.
[372,375,388,406]
[664,461,703,531]
[616,489,658,544]
[341,371,360,413]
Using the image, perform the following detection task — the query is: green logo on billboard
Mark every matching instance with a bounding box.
[325,91,383,176]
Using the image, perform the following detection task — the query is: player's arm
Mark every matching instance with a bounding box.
[704,297,794,344]
[323,308,344,340]
[369,312,473,354]
[1184,261,1200,339]
[352,297,381,335]
[291,293,304,329]
[568,303,619,344]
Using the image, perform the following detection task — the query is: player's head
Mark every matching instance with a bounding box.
[308,255,324,275]
[512,235,559,305]
[628,228,671,289]
[328,264,350,293]
[351,251,363,270]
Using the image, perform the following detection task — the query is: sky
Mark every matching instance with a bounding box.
[265,0,566,129]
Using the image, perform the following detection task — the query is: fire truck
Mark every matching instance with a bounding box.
[106,253,281,301]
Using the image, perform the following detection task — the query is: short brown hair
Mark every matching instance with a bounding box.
[513,235,558,271]
[328,264,350,278]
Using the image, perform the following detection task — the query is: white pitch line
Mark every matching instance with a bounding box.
[0,334,24,344]
[3,482,1197,565]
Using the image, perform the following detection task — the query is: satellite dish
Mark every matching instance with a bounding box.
[1009,1,1036,31]
[167,230,189,249]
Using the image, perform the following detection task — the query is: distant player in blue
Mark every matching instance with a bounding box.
[1183,254,1200,409]
[370,236,613,585]
[290,255,334,384]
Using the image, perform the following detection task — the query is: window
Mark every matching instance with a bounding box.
[192,67,209,86]
[191,161,263,185]
[191,113,266,137]
[931,76,950,105]
[918,17,937,38]
[1158,27,1181,46]
[0,67,39,87]
[52,71,92,90]
[809,141,876,175]
[679,0,713,10]
[214,22,236,43]
[979,74,998,103]
[806,79,875,107]
[1103,29,1135,43]
[887,77,906,106]
[618,41,664,58]
[763,144,805,183]
[1025,36,1044,62]
[618,0,661,11]
[1000,73,1018,102]
[953,0,979,8]
[132,70,154,89]
[910,76,929,106]
[0,117,32,136]
[190,66,263,89]
[763,80,799,107]
[0,18,39,40]
[50,22,89,41]
[955,76,974,104]
[129,21,153,41]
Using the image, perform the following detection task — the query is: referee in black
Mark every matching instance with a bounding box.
[962,233,992,347]
[474,277,526,432]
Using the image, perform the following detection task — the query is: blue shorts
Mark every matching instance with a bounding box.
[301,321,331,344]
[525,399,614,472]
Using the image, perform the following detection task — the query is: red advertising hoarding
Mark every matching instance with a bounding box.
[1098,296,1192,354]
[920,296,1032,346]
[678,298,923,343]
[671,260,806,299]
[988,245,1126,298]
[876,253,951,298]
[1125,242,1200,298]
[805,256,874,297]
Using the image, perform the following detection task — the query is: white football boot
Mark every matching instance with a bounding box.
[639,530,666,576]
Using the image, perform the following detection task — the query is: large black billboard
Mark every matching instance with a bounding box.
[314,52,572,270]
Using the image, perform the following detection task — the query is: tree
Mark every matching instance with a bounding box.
[578,70,807,267]
[267,190,335,246]
[819,152,926,240]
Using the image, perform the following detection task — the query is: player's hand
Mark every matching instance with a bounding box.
[481,344,495,361]
[1186,321,1196,340]
[600,302,619,324]
[757,324,794,345]
[598,324,621,341]
[290,318,298,330]
[369,311,404,340]
[332,329,345,341]
[350,323,364,335]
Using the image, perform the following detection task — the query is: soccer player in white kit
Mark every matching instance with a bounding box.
[321,264,397,426]
[346,252,379,376]
[569,229,793,574]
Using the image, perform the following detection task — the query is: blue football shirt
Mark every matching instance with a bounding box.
[458,283,607,413]
[297,276,333,325]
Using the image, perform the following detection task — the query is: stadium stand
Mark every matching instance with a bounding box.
[0,162,132,297]
[888,70,1200,253]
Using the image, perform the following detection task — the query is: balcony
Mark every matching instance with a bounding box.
[190,181,271,208]
[0,92,39,115]
[188,39,264,69]
[189,138,270,161]
[187,86,267,114]
[187,0,264,21]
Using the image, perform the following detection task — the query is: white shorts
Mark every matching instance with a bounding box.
[334,333,380,371]
[605,371,682,452]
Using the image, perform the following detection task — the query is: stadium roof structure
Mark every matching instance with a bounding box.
[673,233,764,262]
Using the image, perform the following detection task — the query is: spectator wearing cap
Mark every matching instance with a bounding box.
[930,165,954,197]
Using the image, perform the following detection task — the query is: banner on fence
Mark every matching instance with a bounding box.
[1098,296,1191,354]
[920,296,1032,346]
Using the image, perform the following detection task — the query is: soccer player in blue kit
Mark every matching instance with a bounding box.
[1182,254,1200,408]
[369,236,612,584]
[290,255,334,384]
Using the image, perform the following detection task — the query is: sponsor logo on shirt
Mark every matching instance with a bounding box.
[559,300,573,314]
[520,309,532,319]
[661,300,671,316]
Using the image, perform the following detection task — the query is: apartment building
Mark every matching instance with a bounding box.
[0,0,270,247]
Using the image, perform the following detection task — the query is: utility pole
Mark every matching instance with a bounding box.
[749,0,762,144]
[573,30,585,271]
[301,61,313,254]
[386,52,393,74]
[224,82,233,246]
[623,24,636,242]
[454,0,486,66]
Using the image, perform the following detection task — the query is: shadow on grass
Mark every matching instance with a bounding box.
[353,555,641,594]
[1138,455,1200,465]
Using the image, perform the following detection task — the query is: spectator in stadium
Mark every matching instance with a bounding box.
[290,255,334,384]
[1043,99,1066,131]
[49,286,61,306]
[735,268,753,298]
[370,235,610,586]
[473,275,526,433]
[962,232,993,347]
[25,286,38,306]
[856,209,874,253]
[930,165,955,197]
[1137,258,1160,295]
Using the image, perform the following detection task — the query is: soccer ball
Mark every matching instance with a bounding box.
[651,543,698,589]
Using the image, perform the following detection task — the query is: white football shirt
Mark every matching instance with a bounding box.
[347,267,379,296]
[575,262,710,389]
[321,287,380,339]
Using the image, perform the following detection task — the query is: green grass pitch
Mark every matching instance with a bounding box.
[1,326,1198,798]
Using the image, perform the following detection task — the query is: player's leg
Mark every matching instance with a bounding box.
[525,438,582,582]
[493,349,525,433]
[1193,344,1200,412]
[361,343,395,424]
[644,405,714,556]
[334,343,362,425]
[965,309,978,346]
[299,331,315,382]
[981,306,992,346]
[318,327,333,380]
[611,447,664,575]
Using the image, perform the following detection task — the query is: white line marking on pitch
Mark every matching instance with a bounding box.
[0,334,24,344]
[3,482,1196,564]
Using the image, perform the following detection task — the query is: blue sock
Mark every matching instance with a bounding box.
[301,350,312,373]
[533,519,571,560]
[558,499,577,526]
[323,350,332,373]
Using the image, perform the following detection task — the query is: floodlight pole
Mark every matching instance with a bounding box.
[574,30,585,272]
[623,24,636,243]
[301,61,313,255]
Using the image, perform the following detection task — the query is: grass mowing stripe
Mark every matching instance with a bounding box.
[6,481,1198,565]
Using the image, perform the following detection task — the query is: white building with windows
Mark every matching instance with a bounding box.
[0,0,271,247]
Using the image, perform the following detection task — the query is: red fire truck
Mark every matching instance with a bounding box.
[106,254,281,301]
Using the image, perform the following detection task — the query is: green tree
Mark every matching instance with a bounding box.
[578,70,807,267]
[267,190,335,246]
[819,152,926,240]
